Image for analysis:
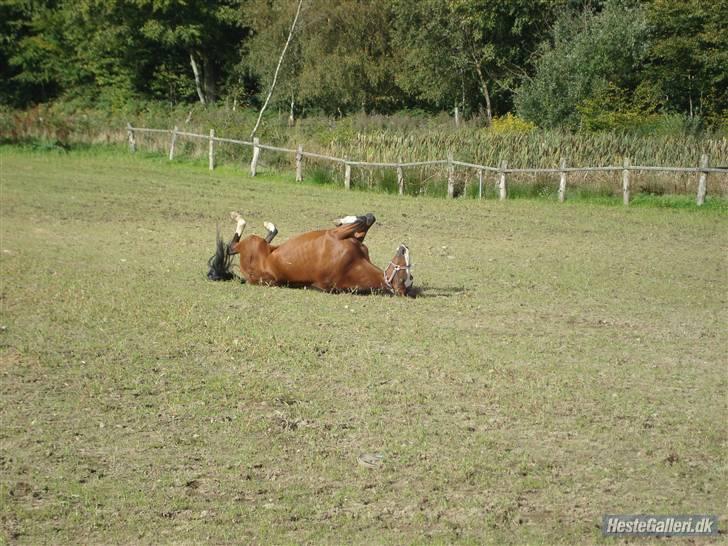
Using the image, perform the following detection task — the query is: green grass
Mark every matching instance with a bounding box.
[1,147,726,544]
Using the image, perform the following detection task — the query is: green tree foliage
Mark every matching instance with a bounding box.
[644,0,727,119]
[235,0,300,111]
[0,0,725,130]
[390,0,472,113]
[391,0,562,123]
[132,0,248,104]
[3,0,248,107]
[1,1,39,104]
[3,1,87,106]
[516,0,727,129]
[515,0,650,128]
[241,0,401,116]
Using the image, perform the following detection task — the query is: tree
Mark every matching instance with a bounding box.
[242,0,404,116]
[7,0,721,129]
[239,0,305,117]
[390,1,472,115]
[644,0,727,119]
[249,0,303,137]
[392,0,562,124]
[0,0,43,105]
[132,0,249,105]
[515,0,650,128]
[3,1,93,106]
[2,0,250,107]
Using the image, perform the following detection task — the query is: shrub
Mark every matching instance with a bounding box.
[488,113,536,134]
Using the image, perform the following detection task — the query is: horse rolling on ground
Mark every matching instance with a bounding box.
[207,212,415,297]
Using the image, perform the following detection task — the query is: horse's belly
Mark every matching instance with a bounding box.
[270,238,348,288]
[273,260,339,286]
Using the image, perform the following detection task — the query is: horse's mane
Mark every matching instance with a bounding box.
[206,227,235,281]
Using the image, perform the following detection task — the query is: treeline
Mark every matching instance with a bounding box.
[1,0,725,129]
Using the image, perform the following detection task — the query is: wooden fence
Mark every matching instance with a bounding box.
[126,123,726,205]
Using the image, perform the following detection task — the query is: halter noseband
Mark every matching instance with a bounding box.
[384,261,413,291]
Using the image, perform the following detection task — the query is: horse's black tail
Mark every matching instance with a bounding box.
[207,227,235,281]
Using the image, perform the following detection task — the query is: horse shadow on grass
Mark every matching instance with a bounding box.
[214,276,467,299]
[408,284,468,298]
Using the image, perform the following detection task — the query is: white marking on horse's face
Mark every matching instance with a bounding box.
[235,218,247,236]
[395,243,414,290]
[263,221,276,232]
[338,215,358,225]
[400,244,410,266]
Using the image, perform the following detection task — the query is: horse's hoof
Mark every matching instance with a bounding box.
[230,211,244,222]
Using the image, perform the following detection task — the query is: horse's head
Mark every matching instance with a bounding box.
[384,243,415,297]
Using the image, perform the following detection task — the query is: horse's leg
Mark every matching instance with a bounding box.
[263,221,278,244]
[332,213,376,242]
[227,212,247,255]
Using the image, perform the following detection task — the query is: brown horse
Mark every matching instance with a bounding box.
[208,212,415,297]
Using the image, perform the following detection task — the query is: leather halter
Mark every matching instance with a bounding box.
[384,261,413,291]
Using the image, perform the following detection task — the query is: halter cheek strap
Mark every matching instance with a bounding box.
[383,262,414,290]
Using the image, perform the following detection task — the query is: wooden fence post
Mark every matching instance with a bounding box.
[397,160,404,195]
[498,160,508,201]
[208,129,215,171]
[622,157,631,205]
[168,125,178,161]
[344,162,351,190]
[696,153,708,206]
[250,137,260,176]
[478,169,484,199]
[558,158,567,202]
[126,123,136,153]
[295,145,303,182]
[447,152,455,198]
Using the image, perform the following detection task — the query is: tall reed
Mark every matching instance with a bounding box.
[2,104,726,197]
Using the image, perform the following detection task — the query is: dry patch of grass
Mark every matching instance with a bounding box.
[1,148,726,544]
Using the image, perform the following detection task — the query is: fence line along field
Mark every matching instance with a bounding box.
[128,124,728,203]
[1,147,726,544]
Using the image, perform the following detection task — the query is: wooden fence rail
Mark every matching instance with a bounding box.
[126,124,727,206]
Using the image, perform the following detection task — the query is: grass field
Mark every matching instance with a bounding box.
[1,147,726,544]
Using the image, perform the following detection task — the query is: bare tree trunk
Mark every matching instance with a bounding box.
[288,94,295,127]
[190,52,206,105]
[473,61,492,126]
[250,0,304,138]
[202,53,216,104]
[461,77,466,115]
